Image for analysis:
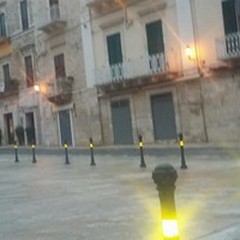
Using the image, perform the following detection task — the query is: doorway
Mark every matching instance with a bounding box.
[111,99,133,145]
[151,93,177,140]
[25,112,36,145]
[4,113,14,144]
[58,109,73,146]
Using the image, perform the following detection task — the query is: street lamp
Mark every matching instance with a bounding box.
[152,163,180,240]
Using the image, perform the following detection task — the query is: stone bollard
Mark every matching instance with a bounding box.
[152,163,179,240]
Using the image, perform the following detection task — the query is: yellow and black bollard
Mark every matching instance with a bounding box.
[14,141,19,163]
[152,163,180,240]
[179,133,187,169]
[139,135,146,168]
[89,137,96,166]
[64,140,70,165]
[32,142,37,164]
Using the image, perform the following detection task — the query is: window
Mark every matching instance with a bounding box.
[3,63,10,91]
[24,55,34,87]
[106,32,123,81]
[146,20,164,55]
[107,33,123,65]
[20,0,29,30]
[49,0,60,20]
[54,53,66,78]
[0,13,6,37]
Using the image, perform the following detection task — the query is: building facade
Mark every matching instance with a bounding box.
[83,0,240,145]
[0,0,240,146]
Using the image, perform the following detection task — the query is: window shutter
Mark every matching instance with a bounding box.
[107,33,123,65]
[146,20,165,55]
[21,0,29,30]
[222,0,237,34]
[0,13,6,37]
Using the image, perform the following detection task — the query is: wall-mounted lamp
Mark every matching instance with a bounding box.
[34,85,40,92]
[185,45,196,61]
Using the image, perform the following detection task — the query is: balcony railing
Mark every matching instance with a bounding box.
[0,78,19,97]
[37,4,67,34]
[46,76,73,105]
[95,53,169,86]
[216,32,240,60]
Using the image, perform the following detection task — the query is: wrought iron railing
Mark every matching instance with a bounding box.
[216,32,240,60]
[37,4,67,30]
[95,53,168,86]
[47,76,73,98]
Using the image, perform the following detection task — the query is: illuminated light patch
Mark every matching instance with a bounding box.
[139,142,143,147]
[162,220,179,238]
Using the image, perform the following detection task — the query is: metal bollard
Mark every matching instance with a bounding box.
[32,143,37,164]
[178,133,187,169]
[152,163,180,240]
[89,137,96,166]
[64,140,70,165]
[138,135,146,168]
[14,141,19,163]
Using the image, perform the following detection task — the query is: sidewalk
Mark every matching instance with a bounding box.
[0,149,239,240]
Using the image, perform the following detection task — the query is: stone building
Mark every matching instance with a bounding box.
[0,0,101,146]
[83,0,240,145]
[0,0,240,146]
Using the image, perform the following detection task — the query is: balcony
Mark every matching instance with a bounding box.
[94,53,177,90]
[46,76,73,105]
[37,4,67,34]
[216,32,240,62]
[0,78,19,98]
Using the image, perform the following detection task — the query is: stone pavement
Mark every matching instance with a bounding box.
[0,147,240,240]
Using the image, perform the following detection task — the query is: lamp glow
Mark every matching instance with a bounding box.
[184,45,195,60]
[34,85,40,92]
[162,219,179,238]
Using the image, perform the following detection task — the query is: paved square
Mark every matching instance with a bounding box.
[0,148,240,240]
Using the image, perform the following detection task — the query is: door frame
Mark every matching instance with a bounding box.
[57,108,75,147]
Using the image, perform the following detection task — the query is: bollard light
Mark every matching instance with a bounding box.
[64,140,70,165]
[14,141,19,163]
[32,143,37,163]
[178,133,187,169]
[138,135,146,168]
[89,137,96,166]
[152,163,180,240]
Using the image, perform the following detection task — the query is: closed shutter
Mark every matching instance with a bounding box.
[107,33,123,65]
[20,0,29,30]
[0,13,6,37]
[222,0,237,34]
[54,54,66,78]
[146,20,164,55]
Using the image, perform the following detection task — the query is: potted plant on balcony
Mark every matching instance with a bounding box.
[15,125,25,145]
[25,126,35,145]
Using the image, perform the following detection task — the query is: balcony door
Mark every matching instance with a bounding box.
[54,53,66,89]
[107,32,123,81]
[146,20,165,73]
[49,0,60,20]
[3,63,10,91]
[0,13,6,37]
